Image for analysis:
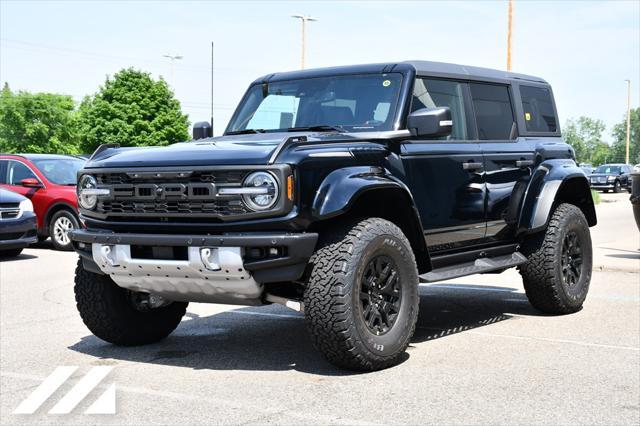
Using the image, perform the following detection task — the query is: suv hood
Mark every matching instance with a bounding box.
[85,134,288,168]
[83,130,405,169]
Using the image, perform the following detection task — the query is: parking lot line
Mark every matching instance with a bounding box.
[466,330,640,351]
[2,371,376,425]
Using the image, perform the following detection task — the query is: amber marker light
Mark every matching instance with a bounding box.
[287,175,294,201]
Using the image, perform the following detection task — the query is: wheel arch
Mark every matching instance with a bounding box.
[44,202,78,235]
[311,167,431,273]
[518,159,597,234]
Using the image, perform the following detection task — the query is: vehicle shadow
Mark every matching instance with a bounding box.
[0,252,38,261]
[27,239,54,250]
[68,283,544,376]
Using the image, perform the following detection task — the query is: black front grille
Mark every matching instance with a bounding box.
[98,199,249,215]
[95,170,247,185]
[0,204,20,219]
[94,169,254,219]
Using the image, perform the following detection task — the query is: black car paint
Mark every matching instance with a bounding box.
[0,188,38,251]
[75,61,596,279]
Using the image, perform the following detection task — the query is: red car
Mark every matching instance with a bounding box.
[0,154,85,250]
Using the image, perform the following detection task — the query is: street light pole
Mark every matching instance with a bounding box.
[291,14,317,70]
[507,0,513,71]
[625,79,631,164]
[162,54,183,86]
[211,41,214,135]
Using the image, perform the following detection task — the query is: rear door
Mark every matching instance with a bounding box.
[470,82,537,242]
[401,78,486,252]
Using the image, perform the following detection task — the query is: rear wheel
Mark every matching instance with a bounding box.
[74,260,188,345]
[49,210,78,251]
[303,218,419,371]
[518,203,592,314]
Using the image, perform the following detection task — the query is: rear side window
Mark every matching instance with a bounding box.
[520,85,557,133]
[7,161,37,185]
[0,160,7,184]
[470,83,515,140]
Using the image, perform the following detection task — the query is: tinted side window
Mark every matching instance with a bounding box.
[0,160,7,184]
[520,85,557,132]
[470,83,515,140]
[412,78,468,140]
[7,161,37,185]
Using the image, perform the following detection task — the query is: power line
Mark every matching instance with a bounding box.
[0,38,253,74]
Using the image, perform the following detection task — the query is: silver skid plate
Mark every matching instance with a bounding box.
[92,244,263,305]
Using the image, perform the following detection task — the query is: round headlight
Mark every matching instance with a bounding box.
[242,171,279,211]
[78,175,98,210]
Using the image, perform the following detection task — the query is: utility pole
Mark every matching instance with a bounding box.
[625,79,631,164]
[507,0,513,71]
[291,14,317,69]
[162,54,183,86]
[211,41,214,135]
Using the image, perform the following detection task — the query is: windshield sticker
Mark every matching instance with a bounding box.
[382,79,391,87]
[525,112,531,121]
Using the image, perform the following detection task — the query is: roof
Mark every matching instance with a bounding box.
[253,60,547,85]
[3,154,85,161]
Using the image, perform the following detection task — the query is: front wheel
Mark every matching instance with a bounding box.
[303,218,419,371]
[518,203,592,314]
[74,260,188,345]
[49,210,78,251]
[613,180,622,193]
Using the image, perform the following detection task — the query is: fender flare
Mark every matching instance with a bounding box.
[311,166,431,272]
[311,166,416,220]
[518,159,596,233]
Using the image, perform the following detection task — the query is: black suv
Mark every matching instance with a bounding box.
[589,163,633,193]
[71,61,596,371]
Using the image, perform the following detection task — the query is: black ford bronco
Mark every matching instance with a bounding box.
[71,61,596,371]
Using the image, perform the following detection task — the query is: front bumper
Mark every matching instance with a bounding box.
[590,182,615,190]
[0,214,38,250]
[70,229,318,305]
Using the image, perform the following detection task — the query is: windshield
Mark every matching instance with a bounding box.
[226,73,403,134]
[33,158,86,185]
[593,165,621,174]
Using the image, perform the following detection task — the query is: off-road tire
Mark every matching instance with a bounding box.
[303,218,420,371]
[0,248,23,258]
[49,210,79,251]
[74,260,188,345]
[518,203,592,314]
[613,180,622,193]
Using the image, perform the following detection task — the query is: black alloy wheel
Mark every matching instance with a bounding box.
[560,231,583,288]
[360,255,402,335]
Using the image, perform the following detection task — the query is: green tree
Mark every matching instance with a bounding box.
[610,108,640,165]
[78,68,190,153]
[0,84,80,154]
[563,116,610,165]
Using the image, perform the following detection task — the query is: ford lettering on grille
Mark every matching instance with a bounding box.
[110,183,217,201]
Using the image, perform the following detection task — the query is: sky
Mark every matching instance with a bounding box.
[1,0,639,141]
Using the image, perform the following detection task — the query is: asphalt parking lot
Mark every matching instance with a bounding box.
[1,192,638,425]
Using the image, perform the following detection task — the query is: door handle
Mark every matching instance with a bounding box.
[462,162,483,171]
[515,160,534,168]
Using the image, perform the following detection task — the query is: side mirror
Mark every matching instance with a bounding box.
[407,107,452,138]
[193,121,213,140]
[20,178,42,188]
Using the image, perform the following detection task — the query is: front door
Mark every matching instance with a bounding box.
[400,78,486,252]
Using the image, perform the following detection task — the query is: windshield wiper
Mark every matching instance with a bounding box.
[225,129,266,135]
[287,125,345,133]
